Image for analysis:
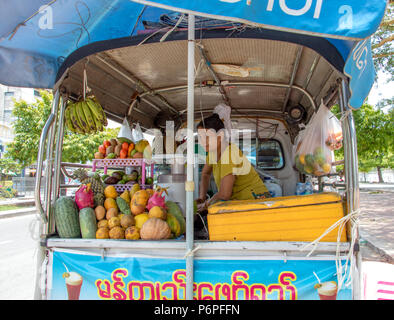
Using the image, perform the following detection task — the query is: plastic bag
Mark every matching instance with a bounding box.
[294,102,343,176]
[117,117,134,143]
[132,123,144,142]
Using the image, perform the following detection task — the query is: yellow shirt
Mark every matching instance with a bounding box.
[207,143,270,200]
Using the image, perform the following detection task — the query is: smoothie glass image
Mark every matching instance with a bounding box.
[314,281,338,300]
[63,271,83,300]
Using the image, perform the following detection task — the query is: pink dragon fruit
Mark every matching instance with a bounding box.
[75,184,94,210]
[146,187,167,211]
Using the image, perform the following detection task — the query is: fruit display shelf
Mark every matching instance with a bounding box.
[112,183,154,193]
[92,158,154,186]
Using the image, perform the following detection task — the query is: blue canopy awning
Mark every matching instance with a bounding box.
[0,0,387,109]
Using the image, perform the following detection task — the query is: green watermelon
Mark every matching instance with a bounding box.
[79,207,97,239]
[54,197,81,238]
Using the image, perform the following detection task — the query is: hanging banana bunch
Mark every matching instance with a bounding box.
[64,61,108,134]
[64,97,108,134]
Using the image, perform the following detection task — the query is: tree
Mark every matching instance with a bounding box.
[5,90,120,167]
[332,104,393,183]
[372,3,394,81]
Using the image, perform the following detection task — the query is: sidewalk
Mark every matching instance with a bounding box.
[0,197,37,219]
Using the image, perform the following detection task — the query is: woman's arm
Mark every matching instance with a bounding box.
[198,164,213,201]
[208,174,235,205]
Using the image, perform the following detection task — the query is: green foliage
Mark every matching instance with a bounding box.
[0,158,23,176]
[372,3,393,81]
[0,185,17,198]
[6,90,120,166]
[331,104,393,175]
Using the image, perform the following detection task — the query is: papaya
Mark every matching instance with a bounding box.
[79,207,97,239]
[104,185,118,199]
[148,206,167,220]
[166,213,181,238]
[135,213,149,229]
[165,201,186,235]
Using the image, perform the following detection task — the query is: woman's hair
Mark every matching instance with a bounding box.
[197,113,225,131]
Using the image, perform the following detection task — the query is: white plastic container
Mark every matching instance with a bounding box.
[264,178,282,198]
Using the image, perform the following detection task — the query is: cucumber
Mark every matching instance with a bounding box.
[165,201,186,235]
[54,197,81,238]
[79,207,97,239]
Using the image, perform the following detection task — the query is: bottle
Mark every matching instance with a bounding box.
[296,182,305,195]
[304,181,313,195]
[264,177,282,198]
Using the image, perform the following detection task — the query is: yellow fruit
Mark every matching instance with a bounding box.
[120,214,135,228]
[108,216,121,229]
[135,139,150,153]
[145,188,154,197]
[135,213,149,229]
[148,206,167,220]
[120,190,130,203]
[109,226,125,239]
[166,213,181,237]
[106,207,118,220]
[96,227,109,239]
[130,200,146,216]
[97,219,109,229]
[118,213,124,221]
[125,226,140,240]
[104,185,118,199]
[104,198,117,211]
[299,154,306,165]
[132,190,149,206]
[94,206,106,220]
[129,184,140,199]
[322,163,331,174]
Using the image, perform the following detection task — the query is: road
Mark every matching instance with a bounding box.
[0,190,392,300]
[0,214,40,300]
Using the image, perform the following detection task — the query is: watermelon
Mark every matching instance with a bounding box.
[79,207,97,239]
[165,201,186,235]
[54,197,81,238]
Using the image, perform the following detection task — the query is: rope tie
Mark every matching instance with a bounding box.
[339,109,352,123]
[183,245,201,259]
[160,13,185,42]
[299,208,363,291]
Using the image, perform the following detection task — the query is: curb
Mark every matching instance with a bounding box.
[360,235,394,264]
[0,207,38,220]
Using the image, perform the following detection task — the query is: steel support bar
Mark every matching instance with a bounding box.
[185,14,195,301]
[94,54,179,115]
[282,46,303,112]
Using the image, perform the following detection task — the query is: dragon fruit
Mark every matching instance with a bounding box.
[146,187,167,211]
[75,183,94,210]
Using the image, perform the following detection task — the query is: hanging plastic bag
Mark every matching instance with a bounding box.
[117,117,134,144]
[132,123,144,142]
[294,102,343,176]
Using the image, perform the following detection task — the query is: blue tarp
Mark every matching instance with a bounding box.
[0,0,387,109]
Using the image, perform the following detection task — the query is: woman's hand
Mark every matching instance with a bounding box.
[196,198,208,212]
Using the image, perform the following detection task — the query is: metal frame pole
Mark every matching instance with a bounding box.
[339,78,361,300]
[185,13,195,301]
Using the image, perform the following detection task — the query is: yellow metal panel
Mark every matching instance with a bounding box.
[207,193,347,242]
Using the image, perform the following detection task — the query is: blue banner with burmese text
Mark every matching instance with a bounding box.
[49,250,352,300]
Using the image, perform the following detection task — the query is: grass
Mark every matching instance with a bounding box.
[0,204,23,211]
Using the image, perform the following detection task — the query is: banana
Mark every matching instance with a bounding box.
[64,104,76,133]
[91,107,104,132]
[86,98,104,124]
[91,97,107,126]
[75,101,90,133]
[69,102,85,134]
[81,101,97,133]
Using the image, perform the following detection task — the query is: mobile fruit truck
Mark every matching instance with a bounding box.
[0,0,388,300]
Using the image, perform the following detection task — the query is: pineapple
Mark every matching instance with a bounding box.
[71,168,105,196]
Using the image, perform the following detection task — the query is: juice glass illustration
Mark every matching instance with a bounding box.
[314,281,337,300]
[63,271,83,300]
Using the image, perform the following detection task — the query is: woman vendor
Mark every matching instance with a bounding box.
[196,105,271,212]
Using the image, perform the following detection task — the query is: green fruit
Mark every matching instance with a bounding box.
[79,207,97,239]
[117,137,133,144]
[166,213,181,237]
[130,149,137,157]
[146,177,153,185]
[113,171,125,177]
[107,153,116,159]
[101,174,109,181]
[118,180,126,184]
[304,164,314,174]
[116,196,131,215]
[54,197,81,238]
[305,154,315,166]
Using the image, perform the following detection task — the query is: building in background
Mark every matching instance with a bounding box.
[0,84,41,157]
